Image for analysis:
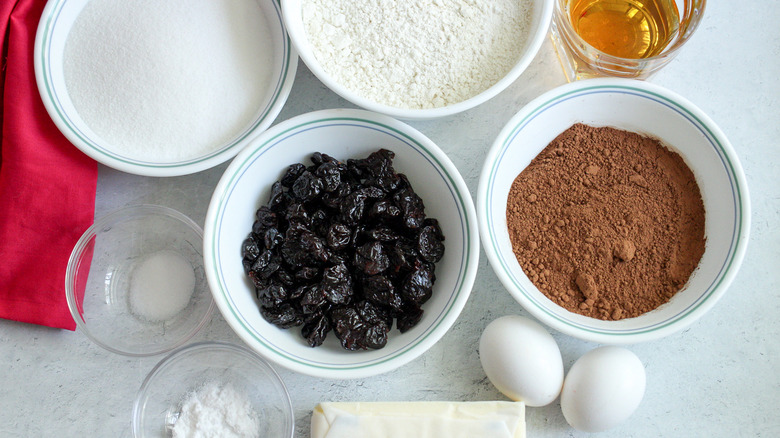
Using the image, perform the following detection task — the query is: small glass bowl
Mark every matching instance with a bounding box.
[65,204,213,356]
[132,341,294,438]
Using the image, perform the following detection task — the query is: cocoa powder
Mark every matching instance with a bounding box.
[506,124,706,320]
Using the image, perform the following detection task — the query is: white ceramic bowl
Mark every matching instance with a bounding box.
[478,78,750,344]
[65,205,214,356]
[133,341,294,438]
[204,108,479,378]
[34,0,297,177]
[282,0,552,120]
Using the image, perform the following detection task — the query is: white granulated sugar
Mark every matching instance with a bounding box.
[64,0,273,162]
[129,250,195,322]
[303,0,532,109]
[172,382,260,438]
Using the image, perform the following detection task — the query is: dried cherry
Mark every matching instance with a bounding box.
[241,149,445,350]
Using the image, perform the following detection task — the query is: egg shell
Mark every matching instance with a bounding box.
[478,315,564,407]
[561,346,646,433]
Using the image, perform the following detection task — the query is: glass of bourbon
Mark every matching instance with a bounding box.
[550,0,706,81]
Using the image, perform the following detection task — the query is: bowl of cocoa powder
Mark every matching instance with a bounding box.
[477,78,750,344]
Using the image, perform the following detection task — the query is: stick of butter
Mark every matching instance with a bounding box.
[311,401,526,438]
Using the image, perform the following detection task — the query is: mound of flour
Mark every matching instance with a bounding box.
[303,0,532,109]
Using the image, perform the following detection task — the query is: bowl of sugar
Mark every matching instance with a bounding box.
[65,204,214,356]
[35,0,297,176]
[133,341,294,438]
[282,0,553,120]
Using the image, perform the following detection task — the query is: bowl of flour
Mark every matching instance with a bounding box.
[282,0,552,120]
[35,0,297,176]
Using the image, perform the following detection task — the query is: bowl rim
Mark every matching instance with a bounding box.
[281,0,553,120]
[34,0,298,177]
[477,78,751,344]
[203,108,480,378]
[132,340,294,438]
[65,204,215,357]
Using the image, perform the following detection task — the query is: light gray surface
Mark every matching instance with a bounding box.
[2,2,779,436]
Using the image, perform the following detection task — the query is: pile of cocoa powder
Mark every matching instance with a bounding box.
[506,124,706,320]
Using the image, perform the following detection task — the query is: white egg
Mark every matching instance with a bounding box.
[478,315,563,407]
[561,346,646,433]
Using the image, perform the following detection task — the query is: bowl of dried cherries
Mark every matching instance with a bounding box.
[478,78,750,344]
[204,108,479,378]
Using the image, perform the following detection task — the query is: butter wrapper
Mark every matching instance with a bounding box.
[311,401,525,438]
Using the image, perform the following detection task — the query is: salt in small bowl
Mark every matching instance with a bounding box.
[65,204,214,356]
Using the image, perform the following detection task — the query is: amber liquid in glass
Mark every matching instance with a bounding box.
[568,0,681,59]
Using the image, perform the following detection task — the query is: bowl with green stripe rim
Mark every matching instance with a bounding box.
[204,108,479,378]
[282,0,553,120]
[477,78,750,344]
[34,0,297,177]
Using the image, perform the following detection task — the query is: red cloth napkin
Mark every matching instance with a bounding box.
[0,0,97,330]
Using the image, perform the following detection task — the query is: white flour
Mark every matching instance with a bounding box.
[303,0,532,109]
[63,0,273,162]
[172,382,260,438]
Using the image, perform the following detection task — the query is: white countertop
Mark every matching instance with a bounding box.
[2,2,778,436]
